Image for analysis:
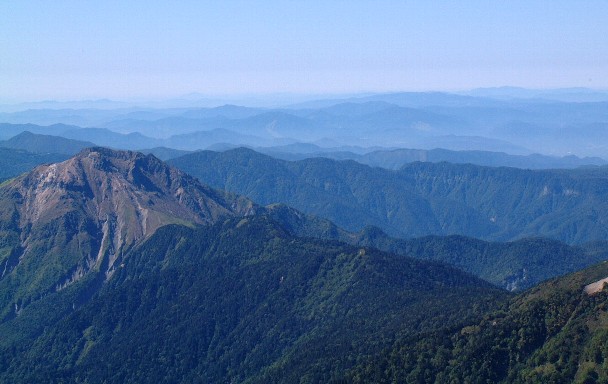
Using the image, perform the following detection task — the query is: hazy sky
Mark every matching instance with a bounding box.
[2,1,608,101]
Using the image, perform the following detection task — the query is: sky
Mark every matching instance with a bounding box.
[2,1,608,102]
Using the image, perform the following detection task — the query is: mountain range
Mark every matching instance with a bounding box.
[0,148,608,381]
[3,89,608,381]
[0,148,506,382]
[0,131,94,155]
[0,147,68,183]
[169,148,608,244]
[3,90,608,157]
[261,145,607,170]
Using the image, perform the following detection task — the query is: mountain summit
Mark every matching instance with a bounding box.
[0,147,255,320]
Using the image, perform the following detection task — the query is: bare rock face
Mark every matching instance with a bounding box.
[0,148,255,319]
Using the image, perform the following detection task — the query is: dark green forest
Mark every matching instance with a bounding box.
[0,216,505,383]
[263,203,608,291]
[348,261,608,383]
[3,214,608,382]
[0,147,67,182]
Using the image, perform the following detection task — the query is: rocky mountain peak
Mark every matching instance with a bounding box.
[0,148,256,315]
[14,147,255,226]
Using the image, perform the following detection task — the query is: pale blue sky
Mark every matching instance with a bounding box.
[2,1,607,101]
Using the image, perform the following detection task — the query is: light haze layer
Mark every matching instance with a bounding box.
[2,1,608,101]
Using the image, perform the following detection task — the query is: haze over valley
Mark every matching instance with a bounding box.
[3,89,608,158]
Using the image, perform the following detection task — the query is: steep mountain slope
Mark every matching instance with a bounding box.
[0,131,95,155]
[348,260,608,383]
[170,148,608,244]
[0,147,255,324]
[0,215,506,383]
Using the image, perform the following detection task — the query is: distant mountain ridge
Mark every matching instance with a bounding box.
[4,89,608,156]
[0,131,95,155]
[0,148,69,182]
[2,128,604,170]
[0,123,290,151]
[170,148,608,244]
[261,145,607,169]
[3,91,608,156]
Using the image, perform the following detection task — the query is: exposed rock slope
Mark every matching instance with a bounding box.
[0,147,255,320]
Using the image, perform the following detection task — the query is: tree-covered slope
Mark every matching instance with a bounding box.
[170,148,608,244]
[347,260,608,383]
[0,215,506,383]
[400,236,608,291]
[0,147,508,384]
[0,147,68,182]
[264,204,608,291]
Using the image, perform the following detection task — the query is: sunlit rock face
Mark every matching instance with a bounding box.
[0,147,256,317]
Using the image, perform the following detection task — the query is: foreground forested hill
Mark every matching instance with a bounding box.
[348,261,608,383]
[0,216,506,383]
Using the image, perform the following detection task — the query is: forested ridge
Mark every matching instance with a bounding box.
[170,148,608,244]
[348,261,608,383]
